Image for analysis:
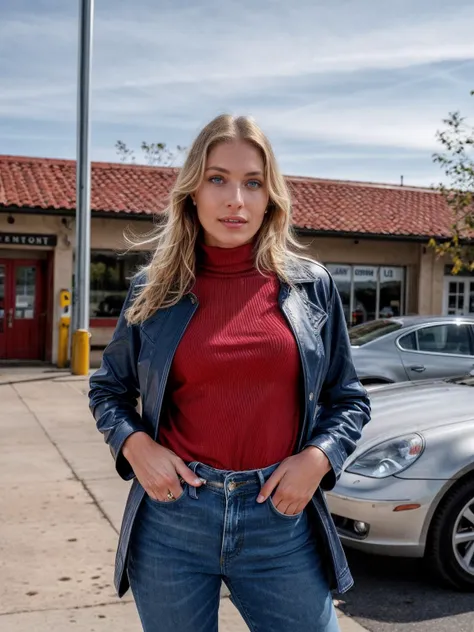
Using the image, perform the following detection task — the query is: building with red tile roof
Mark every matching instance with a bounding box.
[0,154,470,366]
[0,154,452,238]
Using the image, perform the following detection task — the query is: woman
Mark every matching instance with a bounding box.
[89,114,371,632]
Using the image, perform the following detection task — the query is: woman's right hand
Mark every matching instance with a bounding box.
[122,432,203,501]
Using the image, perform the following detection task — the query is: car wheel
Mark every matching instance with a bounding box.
[426,477,474,591]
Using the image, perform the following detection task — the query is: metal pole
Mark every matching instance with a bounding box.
[72,0,94,374]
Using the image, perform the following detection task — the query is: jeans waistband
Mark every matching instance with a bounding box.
[185,461,281,499]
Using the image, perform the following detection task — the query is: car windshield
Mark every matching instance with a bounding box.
[349,320,404,346]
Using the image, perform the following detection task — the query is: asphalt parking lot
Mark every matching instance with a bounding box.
[338,550,474,632]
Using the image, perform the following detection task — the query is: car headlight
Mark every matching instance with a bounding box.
[346,433,424,478]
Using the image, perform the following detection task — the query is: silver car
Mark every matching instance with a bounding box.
[350,316,474,385]
[326,376,474,590]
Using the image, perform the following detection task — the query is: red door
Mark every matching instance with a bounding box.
[0,259,46,361]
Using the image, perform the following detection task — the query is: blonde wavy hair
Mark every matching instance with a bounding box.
[125,114,301,324]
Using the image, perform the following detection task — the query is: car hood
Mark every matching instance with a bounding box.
[353,379,474,451]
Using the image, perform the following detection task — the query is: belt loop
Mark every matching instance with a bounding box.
[188,461,200,500]
[256,470,265,490]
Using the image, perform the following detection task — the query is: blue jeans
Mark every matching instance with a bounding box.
[128,461,341,632]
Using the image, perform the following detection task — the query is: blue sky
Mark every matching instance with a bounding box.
[1,0,473,186]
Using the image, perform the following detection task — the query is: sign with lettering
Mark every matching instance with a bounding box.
[0,233,57,247]
[353,266,377,281]
[381,267,403,282]
[327,264,351,282]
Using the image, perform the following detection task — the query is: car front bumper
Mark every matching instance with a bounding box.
[326,472,446,557]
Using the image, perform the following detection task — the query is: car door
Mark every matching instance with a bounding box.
[398,323,474,381]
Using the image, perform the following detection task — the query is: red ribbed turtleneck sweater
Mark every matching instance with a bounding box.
[158,242,301,471]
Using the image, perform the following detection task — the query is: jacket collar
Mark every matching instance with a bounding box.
[284,256,320,284]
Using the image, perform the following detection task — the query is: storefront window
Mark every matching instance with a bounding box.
[90,251,148,319]
[353,266,377,325]
[326,263,405,326]
[379,267,403,318]
[326,265,351,323]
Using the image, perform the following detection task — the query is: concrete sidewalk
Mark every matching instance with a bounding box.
[0,373,366,631]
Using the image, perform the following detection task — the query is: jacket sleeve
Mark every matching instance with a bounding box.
[89,277,149,481]
[304,277,371,491]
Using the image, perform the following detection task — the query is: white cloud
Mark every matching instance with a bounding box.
[88,1,474,84]
[255,103,444,151]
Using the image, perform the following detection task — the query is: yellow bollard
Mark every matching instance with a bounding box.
[58,289,71,369]
[58,320,70,368]
[71,329,91,376]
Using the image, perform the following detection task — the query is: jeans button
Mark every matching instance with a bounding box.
[228,481,236,491]
[309,392,314,401]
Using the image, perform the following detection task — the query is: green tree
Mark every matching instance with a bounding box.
[430,91,474,273]
[115,140,186,167]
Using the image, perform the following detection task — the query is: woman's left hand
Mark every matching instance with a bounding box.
[256,446,332,516]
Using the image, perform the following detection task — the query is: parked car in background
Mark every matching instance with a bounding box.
[327,376,474,591]
[350,316,474,385]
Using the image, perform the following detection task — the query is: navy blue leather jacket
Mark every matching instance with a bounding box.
[89,257,371,596]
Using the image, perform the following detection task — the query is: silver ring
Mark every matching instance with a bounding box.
[167,491,175,501]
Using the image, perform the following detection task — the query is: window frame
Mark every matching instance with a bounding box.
[395,322,474,358]
[326,263,406,325]
[398,330,417,351]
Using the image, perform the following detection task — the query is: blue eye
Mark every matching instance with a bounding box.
[247,180,262,189]
[209,175,224,184]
